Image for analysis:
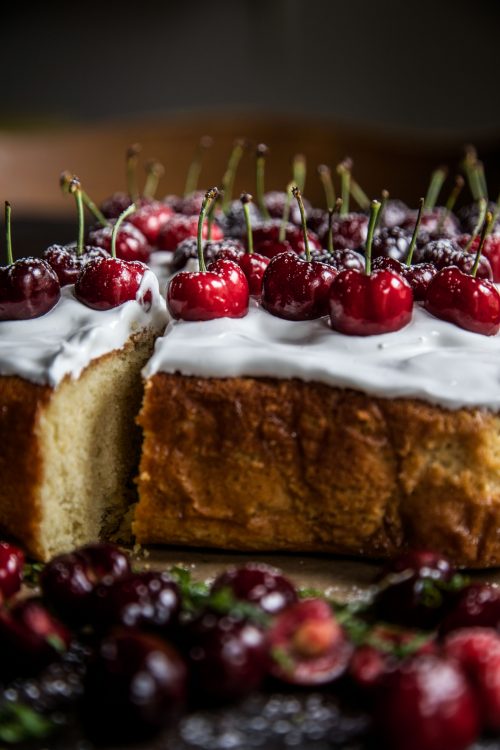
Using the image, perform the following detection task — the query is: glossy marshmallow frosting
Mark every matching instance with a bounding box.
[0,271,168,387]
[144,300,500,410]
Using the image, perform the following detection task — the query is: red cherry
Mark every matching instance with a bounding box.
[251,220,321,256]
[0,257,60,321]
[171,237,245,272]
[43,244,109,286]
[254,238,295,258]
[234,193,271,295]
[101,191,133,219]
[457,232,500,282]
[88,221,151,262]
[0,541,24,600]
[128,200,174,246]
[415,238,493,279]
[158,214,223,252]
[211,562,297,615]
[425,266,500,335]
[374,654,480,750]
[440,583,500,634]
[319,212,368,250]
[373,257,437,302]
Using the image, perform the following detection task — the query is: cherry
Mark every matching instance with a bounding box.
[211,562,297,615]
[0,541,24,601]
[183,611,268,704]
[157,213,223,252]
[100,143,141,218]
[232,193,270,295]
[380,199,410,229]
[444,627,500,732]
[425,212,500,335]
[0,598,71,675]
[75,205,150,311]
[40,542,131,626]
[414,237,493,279]
[329,200,413,336]
[264,153,309,225]
[402,172,462,239]
[373,549,455,629]
[459,200,500,234]
[171,237,245,272]
[319,212,368,250]
[167,188,249,321]
[99,571,181,632]
[0,201,60,321]
[83,629,186,741]
[268,598,352,686]
[128,162,173,245]
[374,654,480,750]
[440,583,500,634]
[44,176,109,285]
[457,224,500,282]
[261,187,337,320]
[349,645,390,691]
[307,247,365,273]
[371,226,412,261]
[88,220,151,262]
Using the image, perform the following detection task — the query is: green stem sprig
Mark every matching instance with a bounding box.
[437,174,464,233]
[405,198,425,267]
[471,211,493,278]
[278,182,294,242]
[197,187,218,272]
[350,176,370,210]
[60,171,109,228]
[126,143,142,204]
[337,158,352,216]
[327,198,343,252]
[221,139,245,214]
[364,200,382,276]
[292,186,310,261]
[4,201,13,266]
[293,154,307,192]
[241,193,254,255]
[256,143,271,220]
[465,197,488,253]
[317,164,335,211]
[111,204,136,259]
[68,177,85,256]
[424,166,448,210]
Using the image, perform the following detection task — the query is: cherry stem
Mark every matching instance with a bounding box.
[241,193,254,255]
[476,160,488,200]
[424,166,447,210]
[318,165,335,210]
[197,187,218,273]
[256,144,271,220]
[377,190,389,229]
[4,202,13,266]
[327,198,343,252]
[278,182,293,242]
[350,176,370,210]
[471,211,493,277]
[221,139,245,213]
[68,178,85,256]
[126,144,141,204]
[143,160,165,200]
[364,200,381,276]
[337,159,351,216]
[184,136,213,197]
[206,189,220,241]
[293,154,306,192]
[405,198,425,267]
[437,175,464,233]
[462,147,483,201]
[60,171,109,227]
[111,204,136,259]
[292,186,310,261]
[465,197,487,253]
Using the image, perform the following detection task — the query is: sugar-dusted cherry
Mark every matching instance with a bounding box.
[230,193,270,295]
[211,562,297,615]
[167,187,249,320]
[268,598,352,685]
[75,205,151,311]
[0,201,60,321]
[171,237,245,272]
[329,200,413,335]
[261,187,338,320]
[158,212,223,252]
[127,161,173,245]
[425,212,500,335]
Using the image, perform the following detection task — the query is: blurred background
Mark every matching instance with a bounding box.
[0,0,499,252]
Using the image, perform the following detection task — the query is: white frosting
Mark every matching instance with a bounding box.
[144,300,500,411]
[0,271,168,387]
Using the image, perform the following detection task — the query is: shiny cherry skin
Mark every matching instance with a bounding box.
[0,597,71,675]
[306,248,365,273]
[268,598,352,686]
[329,268,413,336]
[128,200,174,246]
[319,212,368,250]
[83,629,187,741]
[171,238,245,272]
[263,190,311,224]
[167,258,249,321]
[371,226,412,262]
[40,542,131,625]
[251,220,321,256]
[440,584,500,634]
[402,207,460,237]
[425,266,500,335]
[75,257,149,311]
[211,563,298,615]
[237,253,270,295]
[43,244,109,286]
[184,611,268,704]
[414,238,493,279]
[100,571,181,632]
[88,221,151,263]
[100,191,133,219]
[0,541,24,600]
[254,238,295,258]
[372,257,437,301]
[215,199,262,238]
[262,252,337,320]
[457,233,500,282]
[374,654,480,750]
[158,214,223,252]
[0,258,60,321]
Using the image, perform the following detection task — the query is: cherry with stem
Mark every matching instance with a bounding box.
[60,171,109,228]
[326,198,343,252]
[436,175,465,233]
[238,193,270,294]
[464,198,488,253]
[111,205,137,259]
[405,198,425,266]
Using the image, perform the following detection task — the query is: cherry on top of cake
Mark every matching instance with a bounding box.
[0,201,61,321]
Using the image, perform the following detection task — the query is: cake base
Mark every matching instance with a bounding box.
[135,373,500,568]
[0,329,158,561]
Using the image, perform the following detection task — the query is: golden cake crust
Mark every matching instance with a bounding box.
[135,373,500,568]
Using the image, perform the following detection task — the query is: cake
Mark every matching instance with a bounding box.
[0,272,167,560]
[136,300,500,568]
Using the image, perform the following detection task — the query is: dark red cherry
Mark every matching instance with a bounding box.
[233,192,271,295]
[254,238,295,258]
[371,226,412,261]
[373,654,480,750]
[215,199,262,239]
[40,542,131,625]
[211,562,297,615]
[305,247,365,273]
[251,219,321,256]
[0,257,60,321]
[440,584,500,634]
[425,266,500,335]
[268,598,352,686]
[168,258,249,320]
[75,256,148,311]
[380,199,409,228]
[414,238,493,279]
[263,189,312,226]
[128,200,174,245]
[88,221,151,262]
[372,257,437,301]
[349,645,391,691]
[0,541,24,600]
[101,191,132,219]
[171,238,245,272]
[83,629,186,741]
[184,611,268,704]
[457,232,500,282]
[262,251,337,320]
[401,207,459,237]
[177,190,206,216]
[99,143,141,219]
[0,598,70,675]
[43,244,109,286]
[319,212,368,250]
[158,214,223,252]
[99,571,181,632]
